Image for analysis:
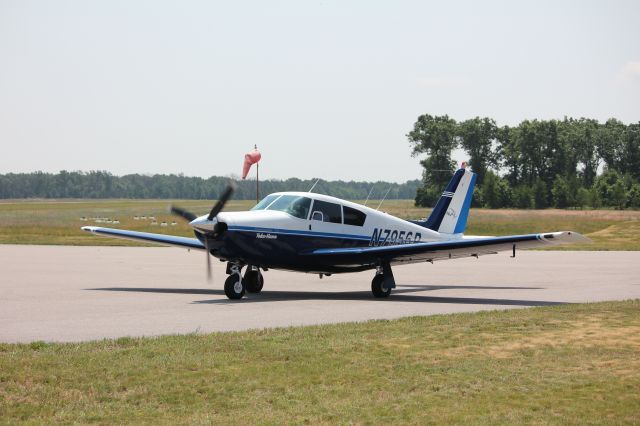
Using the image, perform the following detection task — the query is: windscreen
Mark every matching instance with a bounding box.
[251,194,280,211]
[266,195,312,219]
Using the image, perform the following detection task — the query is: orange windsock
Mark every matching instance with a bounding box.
[242,149,262,179]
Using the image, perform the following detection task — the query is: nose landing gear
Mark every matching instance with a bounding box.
[224,263,264,299]
[224,263,245,299]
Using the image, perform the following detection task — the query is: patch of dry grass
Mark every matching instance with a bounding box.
[1,300,639,424]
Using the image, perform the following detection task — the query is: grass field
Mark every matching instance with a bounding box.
[1,300,638,424]
[1,199,639,249]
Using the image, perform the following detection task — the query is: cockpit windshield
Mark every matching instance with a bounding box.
[266,195,312,219]
[251,194,280,211]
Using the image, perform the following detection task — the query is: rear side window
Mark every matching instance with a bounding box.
[311,200,342,224]
[343,206,366,226]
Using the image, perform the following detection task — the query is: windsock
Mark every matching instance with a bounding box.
[242,148,262,179]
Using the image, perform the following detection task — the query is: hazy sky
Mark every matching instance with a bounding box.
[1,0,639,182]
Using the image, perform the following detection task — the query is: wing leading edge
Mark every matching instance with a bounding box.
[305,231,589,265]
[81,226,205,250]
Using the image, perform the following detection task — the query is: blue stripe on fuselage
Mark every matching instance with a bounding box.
[227,225,371,241]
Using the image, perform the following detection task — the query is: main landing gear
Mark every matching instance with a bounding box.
[371,262,395,298]
[223,262,395,300]
[224,263,264,300]
[244,266,264,293]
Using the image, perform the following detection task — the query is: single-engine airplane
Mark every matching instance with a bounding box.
[82,167,589,299]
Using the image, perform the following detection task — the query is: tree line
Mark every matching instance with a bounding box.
[0,170,421,201]
[408,116,640,209]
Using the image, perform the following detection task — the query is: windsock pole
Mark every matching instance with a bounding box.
[242,145,262,204]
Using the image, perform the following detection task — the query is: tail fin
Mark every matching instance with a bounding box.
[414,168,477,234]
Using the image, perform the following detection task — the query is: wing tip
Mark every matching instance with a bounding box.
[543,231,591,245]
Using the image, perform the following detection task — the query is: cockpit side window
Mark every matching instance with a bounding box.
[343,206,366,226]
[251,194,280,211]
[266,195,312,219]
[287,196,312,219]
[310,200,342,224]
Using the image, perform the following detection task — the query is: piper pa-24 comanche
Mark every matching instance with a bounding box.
[82,167,588,300]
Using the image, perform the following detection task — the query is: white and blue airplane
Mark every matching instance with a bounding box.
[82,167,588,299]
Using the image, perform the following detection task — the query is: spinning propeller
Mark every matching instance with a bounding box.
[170,183,236,282]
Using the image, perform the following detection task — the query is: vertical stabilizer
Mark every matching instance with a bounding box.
[419,168,476,234]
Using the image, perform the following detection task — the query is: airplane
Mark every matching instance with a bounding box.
[82,166,589,300]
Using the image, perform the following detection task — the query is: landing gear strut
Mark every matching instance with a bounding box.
[224,263,245,299]
[371,262,395,298]
[244,266,264,293]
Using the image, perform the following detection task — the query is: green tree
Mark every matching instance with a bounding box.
[564,118,600,187]
[626,184,640,208]
[551,175,574,208]
[621,123,640,180]
[594,169,626,209]
[597,118,625,171]
[482,171,511,208]
[495,125,520,186]
[512,185,534,209]
[575,187,591,209]
[408,115,458,206]
[457,117,497,184]
[533,178,549,209]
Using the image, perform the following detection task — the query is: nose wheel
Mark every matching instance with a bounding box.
[224,264,245,299]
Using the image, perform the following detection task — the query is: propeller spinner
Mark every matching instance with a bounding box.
[169,183,236,282]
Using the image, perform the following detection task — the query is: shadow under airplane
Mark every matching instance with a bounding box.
[89,284,563,307]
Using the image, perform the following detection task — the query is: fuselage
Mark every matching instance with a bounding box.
[192,192,443,274]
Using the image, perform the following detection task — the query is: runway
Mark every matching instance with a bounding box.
[0,245,638,343]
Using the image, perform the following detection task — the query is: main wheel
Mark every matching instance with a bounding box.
[371,274,391,298]
[224,274,245,299]
[244,269,264,293]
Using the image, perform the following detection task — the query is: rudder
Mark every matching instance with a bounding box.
[415,168,476,234]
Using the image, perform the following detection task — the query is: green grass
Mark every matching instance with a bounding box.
[0,199,255,246]
[1,300,639,424]
[1,199,639,249]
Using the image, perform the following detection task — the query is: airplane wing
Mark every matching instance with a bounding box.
[305,231,589,266]
[81,226,206,250]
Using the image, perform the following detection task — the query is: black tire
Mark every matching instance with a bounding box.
[224,274,245,299]
[244,269,264,293]
[371,274,391,298]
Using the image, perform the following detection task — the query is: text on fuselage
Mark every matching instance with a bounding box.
[369,228,421,246]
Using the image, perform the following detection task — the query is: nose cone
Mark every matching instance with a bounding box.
[189,214,217,232]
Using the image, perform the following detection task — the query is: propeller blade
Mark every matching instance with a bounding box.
[204,239,212,282]
[170,205,197,222]
[207,183,236,221]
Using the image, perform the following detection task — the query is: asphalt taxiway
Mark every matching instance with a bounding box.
[1,245,638,343]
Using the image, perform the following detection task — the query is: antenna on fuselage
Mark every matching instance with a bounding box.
[363,185,375,206]
[376,186,392,211]
[307,178,320,193]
